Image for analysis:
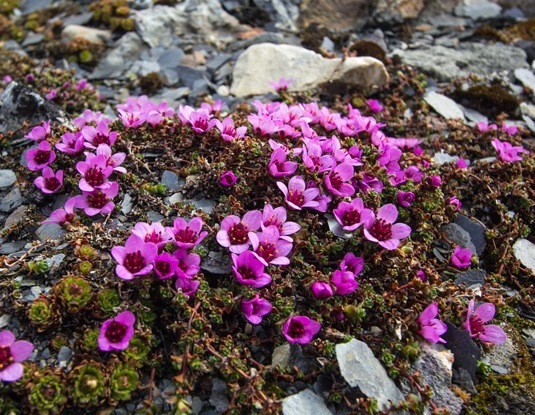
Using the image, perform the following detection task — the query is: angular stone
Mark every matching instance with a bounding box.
[35,223,66,242]
[231,43,388,97]
[252,0,301,32]
[515,68,535,98]
[62,25,112,47]
[512,238,535,274]
[455,269,487,286]
[454,0,501,19]
[282,389,332,415]
[0,187,22,213]
[424,91,465,120]
[0,170,16,189]
[374,0,425,23]
[443,223,477,255]
[336,338,403,411]
[454,215,486,255]
[433,151,460,165]
[272,344,291,368]
[90,33,146,79]
[299,0,374,32]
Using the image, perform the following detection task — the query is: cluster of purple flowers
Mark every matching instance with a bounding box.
[418,300,506,345]
[311,252,364,299]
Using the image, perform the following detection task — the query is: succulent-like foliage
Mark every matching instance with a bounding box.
[70,363,106,407]
[82,328,100,352]
[110,364,139,402]
[122,336,150,365]
[27,372,68,415]
[27,260,49,275]
[55,276,93,313]
[97,288,121,314]
[27,297,58,332]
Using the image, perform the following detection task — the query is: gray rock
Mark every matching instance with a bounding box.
[514,68,535,97]
[130,60,161,77]
[121,193,134,215]
[0,187,22,213]
[282,389,332,415]
[455,269,487,286]
[20,0,52,14]
[443,223,477,255]
[209,378,229,414]
[335,338,403,411]
[0,170,16,189]
[161,171,184,191]
[454,215,486,255]
[459,105,488,123]
[395,43,528,81]
[62,12,93,26]
[190,198,215,214]
[512,238,535,274]
[0,82,65,136]
[0,241,27,255]
[432,151,460,165]
[57,346,73,365]
[272,344,291,368]
[207,53,232,72]
[3,205,28,230]
[374,0,425,23]
[413,343,463,415]
[157,47,185,69]
[252,0,300,32]
[129,0,153,9]
[35,223,66,242]
[62,25,112,47]
[454,0,501,19]
[21,33,44,47]
[299,0,374,33]
[201,251,232,275]
[176,66,207,89]
[484,336,516,374]
[424,91,465,120]
[90,33,146,80]
[231,43,388,97]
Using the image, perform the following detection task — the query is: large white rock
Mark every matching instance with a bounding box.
[454,0,501,20]
[513,239,535,274]
[282,389,332,415]
[515,68,535,98]
[62,25,112,46]
[230,43,388,97]
[424,91,466,121]
[335,338,403,411]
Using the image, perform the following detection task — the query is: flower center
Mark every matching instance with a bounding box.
[263,215,283,233]
[288,320,304,338]
[287,189,305,207]
[0,345,13,371]
[145,231,163,244]
[237,265,256,281]
[470,316,485,335]
[87,191,109,208]
[45,177,60,190]
[370,219,392,241]
[342,209,360,227]
[257,242,278,261]
[124,251,145,273]
[105,320,127,343]
[228,222,249,245]
[34,149,51,164]
[175,228,197,244]
[84,167,105,187]
[155,260,170,276]
[93,134,110,146]
[329,172,344,189]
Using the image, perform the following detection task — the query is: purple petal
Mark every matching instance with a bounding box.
[379,238,400,250]
[474,303,496,323]
[390,223,411,239]
[0,362,24,381]
[282,221,301,235]
[363,228,379,243]
[480,325,507,345]
[115,265,135,280]
[111,246,127,263]
[419,303,438,325]
[11,340,34,362]
[115,310,135,327]
[243,210,262,230]
[335,163,354,180]
[0,330,15,347]
[276,181,289,197]
[377,204,398,223]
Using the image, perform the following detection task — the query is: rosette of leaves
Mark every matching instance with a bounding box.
[28,296,59,332]
[110,364,139,402]
[55,276,93,313]
[97,288,121,315]
[122,336,150,366]
[70,363,106,407]
[27,372,68,415]
[82,328,100,352]
[0,397,19,415]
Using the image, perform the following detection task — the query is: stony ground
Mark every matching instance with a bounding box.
[0,1,534,414]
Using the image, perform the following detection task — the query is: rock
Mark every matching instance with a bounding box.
[161,171,184,191]
[454,215,486,255]
[0,241,27,255]
[413,343,463,415]
[20,0,53,14]
[90,33,146,80]
[62,25,112,47]
[512,238,535,274]
[272,344,291,368]
[0,187,22,213]
[484,336,516,374]
[514,68,535,98]
[424,91,465,120]
[454,0,502,19]
[433,151,460,165]
[459,105,488,123]
[374,0,425,23]
[282,389,332,415]
[0,170,16,189]
[252,0,301,32]
[395,43,529,81]
[57,346,73,363]
[209,378,230,414]
[0,82,65,136]
[190,198,215,214]
[231,43,388,97]
[299,0,374,32]
[443,223,478,255]
[121,193,134,215]
[35,223,66,242]
[201,251,232,276]
[442,322,481,383]
[2,205,28,230]
[521,102,535,120]
[335,338,403,411]
[455,269,487,286]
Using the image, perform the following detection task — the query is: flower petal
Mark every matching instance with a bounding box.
[11,340,34,362]
[479,325,507,345]
[474,303,496,323]
[377,203,398,223]
[0,362,23,382]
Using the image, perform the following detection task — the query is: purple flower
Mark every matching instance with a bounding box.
[76,154,114,192]
[333,198,374,232]
[448,197,462,211]
[323,162,355,197]
[216,211,262,254]
[269,77,292,92]
[168,217,207,250]
[261,204,300,241]
[477,121,497,132]
[282,316,321,344]
[45,89,57,100]
[463,300,507,345]
[492,138,528,163]
[153,252,179,280]
[450,245,472,269]
[25,121,50,142]
[55,131,85,155]
[417,270,427,282]
[501,123,518,135]
[132,222,173,248]
[179,106,217,134]
[98,311,135,352]
[331,270,358,296]
[215,117,247,141]
[240,295,273,325]
[397,191,415,207]
[73,182,119,216]
[268,148,298,178]
[339,253,364,276]
[427,175,442,188]
[363,204,412,250]
[311,281,334,299]
[43,197,77,225]
[34,167,63,194]
[456,159,468,169]
[220,171,238,187]
[358,173,383,194]
[111,234,158,280]
[366,99,383,113]
[175,276,200,298]
[0,330,34,382]
[277,175,320,210]
[302,142,335,173]
[417,303,447,344]
[81,121,117,149]
[249,225,293,266]
[92,144,126,174]
[231,250,272,288]
[173,248,201,279]
[26,140,56,171]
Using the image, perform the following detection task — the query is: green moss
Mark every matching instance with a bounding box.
[453,83,518,117]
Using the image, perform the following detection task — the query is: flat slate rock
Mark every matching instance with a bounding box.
[512,238,535,274]
[0,170,16,189]
[424,91,465,120]
[454,215,486,255]
[282,389,332,415]
[454,269,486,286]
[443,223,477,255]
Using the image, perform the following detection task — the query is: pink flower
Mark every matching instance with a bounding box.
[45,89,57,100]
[417,303,447,344]
[358,173,383,194]
[98,311,135,352]
[366,99,383,113]
[363,204,411,250]
[268,148,298,178]
[456,159,468,169]
[311,281,333,299]
[179,106,217,134]
[240,295,273,325]
[448,197,462,211]
[333,198,374,232]
[282,316,321,344]
[427,175,442,188]
[501,123,518,135]
[73,182,119,216]
[269,77,292,92]
[477,121,497,132]
[323,162,355,197]
[153,252,179,280]
[220,171,238,187]
[81,121,117,149]
[174,249,201,279]
[450,245,472,269]
[168,217,207,250]
[175,276,200,298]
[417,270,427,282]
[132,222,173,248]
[55,131,85,155]
[397,191,415,207]
[0,330,34,382]
[249,225,293,266]
[34,167,63,194]
[215,117,247,141]
[25,121,50,141]
[463,300,507,345]
[491,138,528,162]
[76,155,114,192]
[339,253,364,276]
[231,250,272,288]
[216,211,262,254]
[91,144,126,174]
[260,204,300,241]
[111,234,157,280]
[42,197,77,225]
[301,142,335,173]
[331,270,358,296]
[277,176,320,211]
[26,140,56,171]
